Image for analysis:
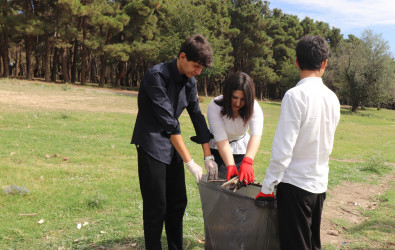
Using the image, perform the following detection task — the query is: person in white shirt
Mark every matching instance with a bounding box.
[207,72,264,184]
[256,35,340,250]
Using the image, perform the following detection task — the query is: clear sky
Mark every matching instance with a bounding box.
[267,0,395,57]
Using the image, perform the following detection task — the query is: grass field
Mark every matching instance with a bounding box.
[0,78,394,249]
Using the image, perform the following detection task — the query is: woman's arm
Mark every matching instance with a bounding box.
[216,139,236,166]
[245,100,264,160]
[244,134,261,160]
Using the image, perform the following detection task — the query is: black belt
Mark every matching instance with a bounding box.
[229,133,247,144]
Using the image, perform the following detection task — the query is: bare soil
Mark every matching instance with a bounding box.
[321,173,394,246]
[0,80,138,114]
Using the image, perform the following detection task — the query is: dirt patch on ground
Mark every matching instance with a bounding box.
[321,174,394,247]
[0,81,139,114]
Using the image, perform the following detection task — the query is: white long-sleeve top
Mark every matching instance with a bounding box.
[207,95,264,154]
[261,77,340,194]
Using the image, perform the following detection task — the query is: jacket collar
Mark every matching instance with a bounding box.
[170,59,189,85]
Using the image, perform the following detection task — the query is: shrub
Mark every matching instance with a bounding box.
[86,192,107,208]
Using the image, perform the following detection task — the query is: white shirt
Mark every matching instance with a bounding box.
[261,77,340,194]
[207,95,264,154]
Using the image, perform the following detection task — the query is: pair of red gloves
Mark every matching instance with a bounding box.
[226,157,254,184]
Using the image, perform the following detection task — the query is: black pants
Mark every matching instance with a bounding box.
[211,148,244,178]
[276,183,326,250]
[137,147,187,250]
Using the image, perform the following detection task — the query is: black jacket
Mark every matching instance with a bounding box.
[131,59,211,164]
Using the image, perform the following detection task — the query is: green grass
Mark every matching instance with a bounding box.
[0,78,394,249]
[333,108,395,163]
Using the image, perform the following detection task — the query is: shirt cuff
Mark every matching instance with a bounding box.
[161,122,181,138]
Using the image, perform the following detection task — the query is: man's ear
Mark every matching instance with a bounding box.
[178,52,187,61]
[321,59,328,70]
[295,58,300,69]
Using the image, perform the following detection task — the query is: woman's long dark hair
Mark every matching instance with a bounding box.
[214,72,255,125]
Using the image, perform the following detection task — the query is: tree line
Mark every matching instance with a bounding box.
[1,0,394,111]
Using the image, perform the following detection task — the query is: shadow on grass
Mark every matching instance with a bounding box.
[75,235,205,249]
[73,236,144,249]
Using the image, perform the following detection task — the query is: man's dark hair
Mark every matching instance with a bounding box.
[178,34,213,67]
[296,35,329,70]
[215,72,255,125]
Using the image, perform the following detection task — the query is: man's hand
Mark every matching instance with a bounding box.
[204,156,218,180]
[185,159,203,183]
[239,157,254,184]
[226,165,238,181]
[255,191,275,208]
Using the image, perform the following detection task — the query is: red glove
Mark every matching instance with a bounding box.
[226,165,238,181]
[239,157,254,184]
[255,192,275,207]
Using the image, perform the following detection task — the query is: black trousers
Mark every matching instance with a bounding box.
[276,183,326,250]
[137,147,187,250]
[211,148,244,178]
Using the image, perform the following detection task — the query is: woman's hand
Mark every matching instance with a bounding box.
[226,165,238,180]
[239,157,254,184]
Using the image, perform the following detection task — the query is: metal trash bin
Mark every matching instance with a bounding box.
[198,175,280,250]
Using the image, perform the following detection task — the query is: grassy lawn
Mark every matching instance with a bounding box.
[0,78,394,249]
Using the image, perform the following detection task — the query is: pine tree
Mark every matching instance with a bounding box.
[13,0,45,80]
[230,0,277,99]
[82,0,129,87]
[0,0,13,77]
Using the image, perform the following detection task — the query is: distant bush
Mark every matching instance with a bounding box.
[61,84,72,91]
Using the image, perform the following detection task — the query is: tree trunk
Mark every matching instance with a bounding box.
[43,33,50,82]
[99,31,112,87]
[25,35,34,80]
[351,104,358,112]
[51,47,59,82]
[15,45,20,77]
[0,53,3,76]
[1,55,3,76]
[2,36,9,77]
[71,39,78,83]
[90,56,98,83]
[81,16,87,85]
[124,61,133,87]
[2,6,9,77]
[34,44,40,77]
[60,47,69,83]
[115,61,127,88]
[99,54,107,87]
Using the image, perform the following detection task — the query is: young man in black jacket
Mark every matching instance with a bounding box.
[131,34,218,250]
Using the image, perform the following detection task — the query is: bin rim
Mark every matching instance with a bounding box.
[198,180,262,200]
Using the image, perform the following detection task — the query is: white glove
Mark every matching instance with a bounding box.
[204,157,218,180]
[185,159,203,183]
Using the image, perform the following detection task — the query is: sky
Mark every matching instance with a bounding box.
[267,0,395,57]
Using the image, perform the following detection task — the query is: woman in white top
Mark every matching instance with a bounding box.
[207,72,264,184]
